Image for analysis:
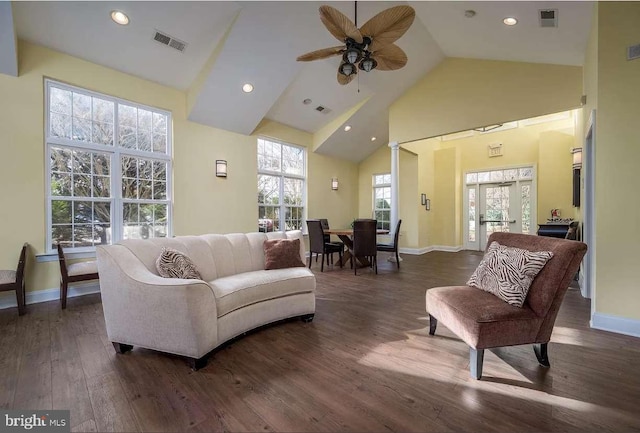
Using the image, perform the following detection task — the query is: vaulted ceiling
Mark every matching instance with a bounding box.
[5,1,594,162]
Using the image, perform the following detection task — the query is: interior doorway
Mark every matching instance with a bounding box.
[465,166,536,251]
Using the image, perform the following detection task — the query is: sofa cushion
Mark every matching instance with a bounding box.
[467,241,553,307]
[426,286,542,349]
[156,248,202,280]
[263,239,306,270]
[209,268,315,317]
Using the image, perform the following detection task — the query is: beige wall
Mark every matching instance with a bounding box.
[389,58,583,144]
[591,2,640,320]
[375,114,577,249]
[0,41,358,296]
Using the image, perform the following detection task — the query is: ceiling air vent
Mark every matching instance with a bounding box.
[539,9,558,28]
[315,105,332,114]
[153,30,187,53]
[628,43,640,61]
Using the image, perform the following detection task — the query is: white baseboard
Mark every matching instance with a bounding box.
[0,282,100,310]
[430,245,464,253]
[591,312,640,338]
[398,245,464,255]
[399,247,433,255]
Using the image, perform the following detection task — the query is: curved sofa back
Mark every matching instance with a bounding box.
[117,230,305,281]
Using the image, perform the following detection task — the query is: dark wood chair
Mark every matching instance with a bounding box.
[0,243,28,316]
[377,219,402,268]
[306,219,343,272]
[57,243,99,309]
[353,219,378,275]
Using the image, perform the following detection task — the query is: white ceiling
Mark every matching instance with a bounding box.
[9,1,594,162]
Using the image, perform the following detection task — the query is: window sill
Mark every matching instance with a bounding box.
[36,250,97,263]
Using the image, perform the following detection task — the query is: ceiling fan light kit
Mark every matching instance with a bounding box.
[297,3,415,85]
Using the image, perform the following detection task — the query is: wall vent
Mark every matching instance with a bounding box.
[153,30,187,53]
[539,9,558,28]
[628,43,640,61]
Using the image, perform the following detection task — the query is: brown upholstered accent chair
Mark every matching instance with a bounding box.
[0,243,28,316]
[57,243,99,309]
[306,219,343,272]
[353,219,378,275]
[426,232,587,379]
[377,219,402,268]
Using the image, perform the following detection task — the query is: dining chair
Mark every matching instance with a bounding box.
[352,219,378,275]
[317,219,332,263]
[377,219,402,268]
[57,243,99,309]
[306,220,343,272]
[0,243,28,316]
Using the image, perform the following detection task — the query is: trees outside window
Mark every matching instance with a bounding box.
[46,80,172,252]
[257,138,306,232]
[373,174,391,231]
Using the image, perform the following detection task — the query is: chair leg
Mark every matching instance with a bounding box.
[470,348,484,380]
[374,256,377,274]
[429,314,437,335]
[320,253,325,272]
[338,249,343,268]
[16,283,26,316]
[534,343,550,367]
[395,250,400,269]
[60,279,68,310]
[308,254,312,269]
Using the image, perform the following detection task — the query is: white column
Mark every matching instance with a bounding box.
[388,141,402,262]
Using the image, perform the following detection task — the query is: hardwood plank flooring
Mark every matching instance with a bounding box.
[1,251,640,432]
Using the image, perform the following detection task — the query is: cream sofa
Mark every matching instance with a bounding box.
[96,230,315,369]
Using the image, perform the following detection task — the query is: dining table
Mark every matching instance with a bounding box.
[325,228,389,268]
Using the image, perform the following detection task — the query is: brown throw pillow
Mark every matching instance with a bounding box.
[467,241,553,307]
[264,238,305,270]
[156,247,202,280]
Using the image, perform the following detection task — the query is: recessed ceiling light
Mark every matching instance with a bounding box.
[110,10,129,26]
[503,17,518,26]
[371,137,377,141]
[303,98,312,105]
[242,83,254,93]
[344,125,352,132]
[464,10,476,18]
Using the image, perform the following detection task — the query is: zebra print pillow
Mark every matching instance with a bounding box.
[156,247,202,280]
[467,241,553,307]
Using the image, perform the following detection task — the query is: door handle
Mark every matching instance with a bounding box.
[480,214,516,225]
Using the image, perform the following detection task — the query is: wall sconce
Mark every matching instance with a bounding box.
[216,160,227,178]
[571,147,582,169]
[421,194,431,211]
[331,178,339,190]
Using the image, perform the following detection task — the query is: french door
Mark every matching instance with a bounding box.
[465,167,536,251]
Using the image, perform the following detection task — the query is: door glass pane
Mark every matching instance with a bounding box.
[468,188,476,242]
[466,173,478,184]
[522,184,531,234]
[485,186,510,237]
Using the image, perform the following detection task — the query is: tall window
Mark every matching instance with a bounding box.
[373,174,391,230]
[46,80,172,252]
[257,138,306,232]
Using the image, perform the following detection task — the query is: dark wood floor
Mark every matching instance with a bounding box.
[2,251,640,432]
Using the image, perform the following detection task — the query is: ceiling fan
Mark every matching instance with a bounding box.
[297,2,415,85]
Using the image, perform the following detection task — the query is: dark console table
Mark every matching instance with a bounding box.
[537,223,571,239]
